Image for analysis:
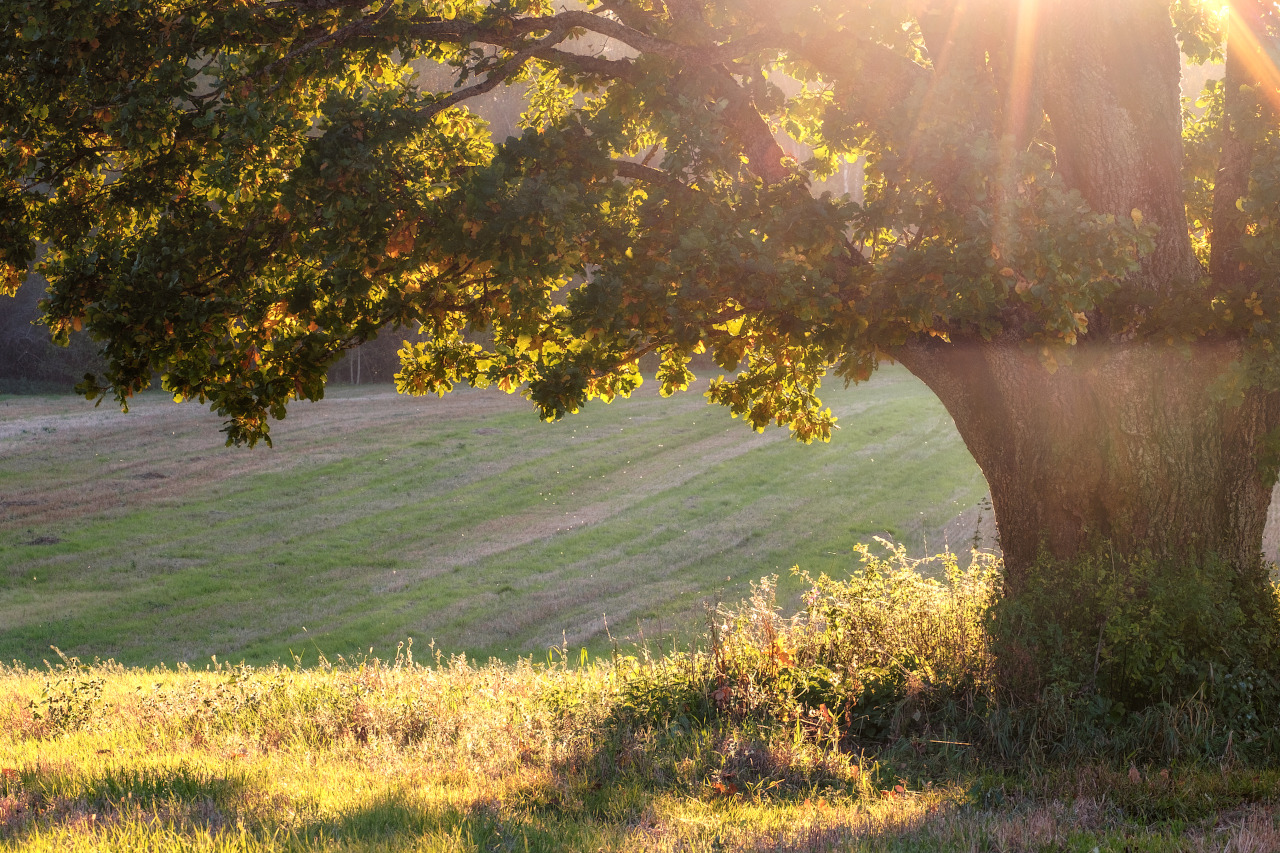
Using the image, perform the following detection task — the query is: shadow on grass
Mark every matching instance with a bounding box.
[306,793,624,851]
[6,742,1280,851]
[75,764,247,811]
[2,762,250,842]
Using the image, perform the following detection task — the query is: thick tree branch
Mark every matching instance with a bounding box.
[706,67,791,185]
[186,0,396,104]
[611,160,696,198]
[595,0,659,35]
[264,0,395,77]
[553,11,774,65]
[1041,0,1199,292]
[262,0,369,10]
[405,12,790,184]
[532,48,636,81]
[403,12,772,69]
[791,32,930,127]
[731,0,930,127]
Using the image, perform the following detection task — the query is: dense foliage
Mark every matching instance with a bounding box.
[3,0,1274,445]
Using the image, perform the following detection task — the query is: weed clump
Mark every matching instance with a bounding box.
[27,649,105,737]
[616,540,1280,768]
[608,542,998,762]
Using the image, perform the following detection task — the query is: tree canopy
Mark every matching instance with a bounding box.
[6,0,1268,444]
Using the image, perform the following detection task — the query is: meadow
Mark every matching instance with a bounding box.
[3,569,1278,853]
[0,367,988,667]
[5,371,1280,851]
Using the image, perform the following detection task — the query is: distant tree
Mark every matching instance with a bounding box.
[3,0,1280,671]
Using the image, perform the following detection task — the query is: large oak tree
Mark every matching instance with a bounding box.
[3,0,1279,627]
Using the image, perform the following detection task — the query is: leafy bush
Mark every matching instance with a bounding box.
[991,546,1280,706]
[985,546,1280,762]
[795,542,1001,734]
[616,541,1280,766]
[610,541,999,751]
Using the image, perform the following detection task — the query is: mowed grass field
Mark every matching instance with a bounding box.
[0,367,988,667]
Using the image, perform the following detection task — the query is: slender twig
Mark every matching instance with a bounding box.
[256,0,396,83]
[196,0,396,105]
[418,24,573,120]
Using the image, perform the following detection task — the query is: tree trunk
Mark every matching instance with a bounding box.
[882,5,1280,700]
[894,1,1280,596]
[896,338,1280,594]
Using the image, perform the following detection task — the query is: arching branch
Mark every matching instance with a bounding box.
[403,12,774,69]
[611,160,697,198]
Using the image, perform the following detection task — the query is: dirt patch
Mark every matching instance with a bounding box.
[936,497,1000,556]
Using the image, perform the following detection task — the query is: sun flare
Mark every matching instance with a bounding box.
[1223,1,1280,113]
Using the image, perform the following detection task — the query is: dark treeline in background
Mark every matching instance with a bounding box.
[0,275,426,391]
[0,275,104,393]
[0,273,411,391]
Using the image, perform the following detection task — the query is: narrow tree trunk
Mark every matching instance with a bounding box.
[897,338,1280,594]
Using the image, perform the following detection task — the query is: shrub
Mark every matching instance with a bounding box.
[613,541,1000,750]
[991,547,1280,705]
[28,650,104,736]
[639,541,1280,766]
[985,546,1280,762]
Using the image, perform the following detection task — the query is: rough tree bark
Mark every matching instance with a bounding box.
[898,338,1280,591]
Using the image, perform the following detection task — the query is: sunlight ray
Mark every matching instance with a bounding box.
[1226,1,1280,113]
[907,0,975,159]
[1005,0,1041,142]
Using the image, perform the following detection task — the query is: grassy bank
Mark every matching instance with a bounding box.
[0,368,986,667]
[5,545,1279,851]
[2,646,1277,852]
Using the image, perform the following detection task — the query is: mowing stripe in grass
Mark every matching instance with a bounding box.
[0,368,987,666]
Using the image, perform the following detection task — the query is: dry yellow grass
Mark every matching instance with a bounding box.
[3,650,1278,852]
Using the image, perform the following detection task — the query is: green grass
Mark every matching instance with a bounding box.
[0,368,987,667]
[2,656,1276,852]
[3,526,1276,851]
